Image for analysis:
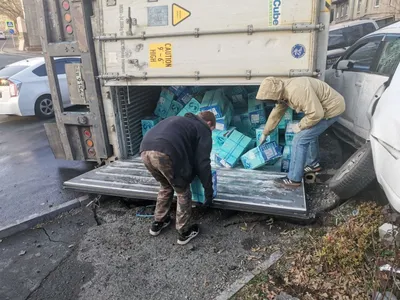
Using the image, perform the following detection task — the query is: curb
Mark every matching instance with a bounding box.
[0,43,41,57]
[0,195,91,239]
[215,251,283,300]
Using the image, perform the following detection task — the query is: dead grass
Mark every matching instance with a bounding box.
[233,202,400,300]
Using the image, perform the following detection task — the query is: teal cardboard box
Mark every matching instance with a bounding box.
[248,92,267,127]
[166,100,184,118]
[285,121,299,146]
[200,89,230,118]
[154,88,175,119]
[178,98,201,116]
[278,108,293,130]
[255,126,279,146]
[212,127,236,149]
[240,141,282,170]
[224,86,248,108]
[191,170,218,204]
[215,130,252,168]
[177,92,193,106]
[215,104,234,131]
[231,110,254,138]
[141,116,161,136]
[169,86,188,97]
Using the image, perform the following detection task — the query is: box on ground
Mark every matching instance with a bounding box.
[215,130,252,168]
[191,170,218,204]
[241,141,282,170]
[141,116,161,136]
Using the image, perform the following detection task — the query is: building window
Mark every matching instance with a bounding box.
[341,4,345,17]
[336,6,340,19]
[375,0,380,7]
[357,0,362,12]
[365,0,369,12]
[343,3,348,16]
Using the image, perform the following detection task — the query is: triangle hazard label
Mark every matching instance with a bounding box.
[172,4,191,26]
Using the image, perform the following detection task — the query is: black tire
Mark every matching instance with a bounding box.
[329,142,376,199]
[35,95,54,119]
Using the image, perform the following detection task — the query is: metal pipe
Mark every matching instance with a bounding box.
[95,23,324,41]
[98,71,319,80]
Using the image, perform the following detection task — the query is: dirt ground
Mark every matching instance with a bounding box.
[1,131,385,300]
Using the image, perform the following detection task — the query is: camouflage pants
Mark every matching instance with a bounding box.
[141,151,192,233]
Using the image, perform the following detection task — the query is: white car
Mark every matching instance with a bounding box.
[326,20,379,69]
[0,57,80,118]
[0,31,6,40]
[325,22,400,212]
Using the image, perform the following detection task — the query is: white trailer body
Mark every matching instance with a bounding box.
[38,0,330,219]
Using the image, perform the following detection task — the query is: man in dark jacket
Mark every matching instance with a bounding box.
[140,111,216,245]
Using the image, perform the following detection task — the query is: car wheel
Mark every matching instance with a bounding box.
[329,142,376,199]
[35,95,54,119]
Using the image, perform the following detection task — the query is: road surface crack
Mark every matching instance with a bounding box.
[41,227,68,244]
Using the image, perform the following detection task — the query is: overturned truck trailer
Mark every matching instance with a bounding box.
[37,0,331,219]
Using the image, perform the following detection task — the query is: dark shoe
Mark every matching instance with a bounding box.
[177,224,199,245]
[304,163,322,173]
[274,177,301,188]
[149,216,171,236]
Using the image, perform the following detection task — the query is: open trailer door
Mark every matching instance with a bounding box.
[64,157,308,219]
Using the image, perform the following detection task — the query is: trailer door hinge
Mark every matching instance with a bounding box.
[246,70,252,80]
[247,25,253,35]
[107,0,116,6]
[126,7,137,36]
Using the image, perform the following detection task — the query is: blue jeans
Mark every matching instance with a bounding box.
[288,117,339,182]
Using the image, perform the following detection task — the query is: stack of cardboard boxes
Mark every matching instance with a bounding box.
[141,86,302,203]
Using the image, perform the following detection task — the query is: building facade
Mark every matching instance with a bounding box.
[332,0,400,27]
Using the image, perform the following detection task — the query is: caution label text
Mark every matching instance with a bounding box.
[149,43,173,68]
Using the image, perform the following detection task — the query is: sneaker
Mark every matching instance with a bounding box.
[273,177,301,188]
[304,163,322,173]
[177,224,199,245]
[149,216,171,236]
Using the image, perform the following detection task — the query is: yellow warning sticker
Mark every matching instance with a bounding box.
[149,43,173,68]
[172,3,191,26]
[324,0,332,12]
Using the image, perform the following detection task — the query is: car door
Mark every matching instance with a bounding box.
[355,34,400,139]
[325,35,384,135]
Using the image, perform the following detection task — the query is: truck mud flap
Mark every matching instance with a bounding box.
[64,157,308,218]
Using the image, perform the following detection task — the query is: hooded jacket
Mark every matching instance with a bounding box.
[140,113,213,200]
[256,77,345,135]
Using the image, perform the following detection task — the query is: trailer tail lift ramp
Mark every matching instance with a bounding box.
[65,157,308,219]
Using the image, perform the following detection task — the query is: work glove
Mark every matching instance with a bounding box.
[292,123,301,134]
[259,133,267,145]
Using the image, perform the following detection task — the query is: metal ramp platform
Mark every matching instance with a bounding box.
[64,157,308,219]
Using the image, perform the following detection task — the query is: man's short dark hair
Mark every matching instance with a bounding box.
[198,111,216,128]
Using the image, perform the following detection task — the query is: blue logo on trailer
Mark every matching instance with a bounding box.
[9,29,14,35]
[291,44,306,59]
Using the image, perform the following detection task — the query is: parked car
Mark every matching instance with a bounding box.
[0,31,6,40]
[325,21,400,211]
[327,20,379,69]
[0,57,80,118]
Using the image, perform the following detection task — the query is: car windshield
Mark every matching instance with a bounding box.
[328,23,377,50]
[0,65,28,78]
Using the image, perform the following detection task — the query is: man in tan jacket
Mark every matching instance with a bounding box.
[257,77,345,187]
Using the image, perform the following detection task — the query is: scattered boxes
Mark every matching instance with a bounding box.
[154,88,175,119]
[200,89,230,118]
[215,130,252,168]
[255,126,279,146]
[166,100,184,118]
[191,170,218,204]
[177,98,201,116]
[241,142,282,170]
[215,104,234,131]
[141,116,161,136]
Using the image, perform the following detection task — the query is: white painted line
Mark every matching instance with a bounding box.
[214,251,283,300]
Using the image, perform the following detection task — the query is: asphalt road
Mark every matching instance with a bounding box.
[0,52,93,228]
